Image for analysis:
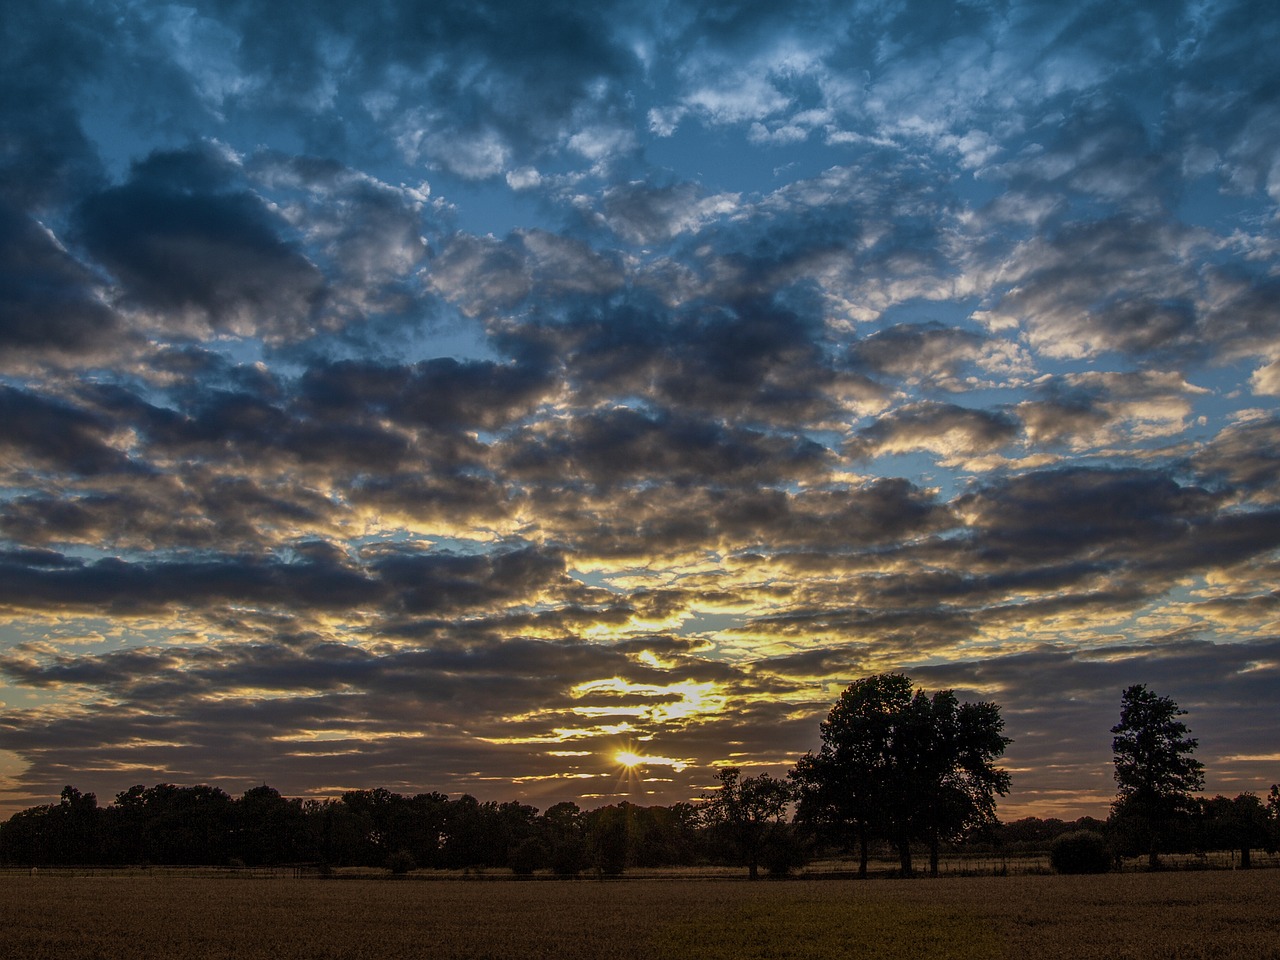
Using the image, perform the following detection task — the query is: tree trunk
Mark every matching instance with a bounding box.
[897,833,913,876]
[748,858,759,880]
[857,828,869,879]
[1240,845,1251,869]
[929,828,940,877]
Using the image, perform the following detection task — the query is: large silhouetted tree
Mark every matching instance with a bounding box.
[791,673,1011,876]
[792,673,912,876]
[1110,684,1204,869]
[908,690,1013,876]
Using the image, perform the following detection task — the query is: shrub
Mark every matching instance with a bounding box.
[550,837,587,877]
[509,837,548,876]
[385,848,417,875]
[1050,830,1112,874]
[763,824,808,878]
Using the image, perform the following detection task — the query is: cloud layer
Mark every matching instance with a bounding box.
[1,0,1278,818]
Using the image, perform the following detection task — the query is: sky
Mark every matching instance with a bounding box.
[1,0,1278,822]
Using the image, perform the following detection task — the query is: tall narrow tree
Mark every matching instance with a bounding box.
[1110,684,1205,869]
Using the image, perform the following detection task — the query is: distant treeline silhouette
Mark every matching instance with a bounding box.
[2,781,1274,876]
[2,676,1276,875]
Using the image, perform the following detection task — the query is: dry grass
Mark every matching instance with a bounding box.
[2,870,1278,959]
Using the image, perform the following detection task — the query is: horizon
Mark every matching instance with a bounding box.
[2,0,1278,823]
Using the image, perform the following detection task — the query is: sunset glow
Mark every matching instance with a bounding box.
[0,1,1278,820]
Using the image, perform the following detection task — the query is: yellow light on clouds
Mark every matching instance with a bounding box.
[614,750,688,772]
[571,677,726,723]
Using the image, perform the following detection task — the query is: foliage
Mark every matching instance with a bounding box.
[1110,684,1205,869]
[699,767,794,880]
[584,803,629,876]
[1196,793,1271,868]
[508,837,547,875]
[385,848,417,874]
[792,674,911,876]
[792,673,1011,876]
[759,822,809,877]
[549,836,587,876]
[1270,785,1280,853]
[1049,830,1112,874]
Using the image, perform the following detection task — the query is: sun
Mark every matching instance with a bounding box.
[615,750,644,768]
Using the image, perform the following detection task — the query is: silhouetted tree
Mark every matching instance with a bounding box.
[53,786,102,863]
[437,795,535,869]
[699,767,793,880]
[0,797,73,864]
[340,787,401,865]
[792,674,910,876]
[792,674,1011,876]
[584,803,629,876]
[1269,785,1280,854]
[1110,684,1204,869]
[541,801,587,876]
[235,785,307,865]
[107,783,234,864]
[1198,794,1270,868]
[508,836,547,875]
[907,690,1012,876]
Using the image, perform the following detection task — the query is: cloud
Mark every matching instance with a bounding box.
[74,146,327,339]
[846,322,990,388]
[1192,416,1280,503]
[1017,370,1205,450]
[210,0,643,178]
[0,386,136,478]
[849,402,1021,463]
[979,216,1206,360]
[595,181,740,246]
[0,4,111,211]
[0,206,121,358]
[1,0,1279,820]
[503,406,831,492]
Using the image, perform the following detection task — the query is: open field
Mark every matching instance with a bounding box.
[3,870,1279,959]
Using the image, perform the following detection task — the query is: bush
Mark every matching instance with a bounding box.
[509,837,548,876]
[550,837,587,877]
[385,848,417,875]
[763,824,808,878]
[1050,830,1112,874]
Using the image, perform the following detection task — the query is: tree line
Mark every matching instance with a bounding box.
[1,676,1276,876]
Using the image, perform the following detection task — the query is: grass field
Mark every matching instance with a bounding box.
[3,870,1278,959]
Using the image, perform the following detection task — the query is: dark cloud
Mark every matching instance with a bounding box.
[1015,370,1202,450]
[0,205,120,355]
[957,467,1219,568]
[1192,416,1280,501]
[594,181,738,246]
[848,401,1020,462]
[197,0,642,177]
[0,5,109,211]
[300,356,551,432]
[846,322,989,387]
[503,406,830,491]
[0,386,135,477]
[74,147,326,338]
[0,549,382,618]
[987,216,1205,360]
[371,545,569,617]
